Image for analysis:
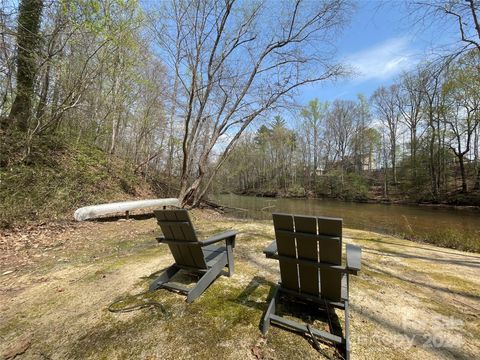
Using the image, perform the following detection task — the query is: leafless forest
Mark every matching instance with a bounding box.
[1,0,479,211]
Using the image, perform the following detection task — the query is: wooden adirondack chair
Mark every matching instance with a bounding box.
[262,213,361,360]
[150,209,237,303]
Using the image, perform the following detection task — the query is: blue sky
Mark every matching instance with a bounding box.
[298,0,457,104]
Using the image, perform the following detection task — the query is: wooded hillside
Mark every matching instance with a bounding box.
[0,0,354,209]
[216,56,480,204]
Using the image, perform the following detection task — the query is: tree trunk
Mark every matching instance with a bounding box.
[166,72,179,193]
[411,127,417,183]
[179,176,202,207]
[8,0,43,132]
[391,140,397,184]
[474,128,479,190]
[383,169,388,197]
[428,113,438,198]
[313,125,317,191]
[474,167,480,190]
[109,116,118,155]
[36,61,50,121]
[458,154,467,193]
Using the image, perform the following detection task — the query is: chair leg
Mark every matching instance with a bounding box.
[262,285,279,335]
[226,241,235,277]
[345,300,350,360]
[149,264,180,291]
[186,253,227,303]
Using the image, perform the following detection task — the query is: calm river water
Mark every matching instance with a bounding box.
[213,194,480,250]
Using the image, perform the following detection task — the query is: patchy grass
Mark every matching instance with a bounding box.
[0,210,479,359]
[393,228,480,253]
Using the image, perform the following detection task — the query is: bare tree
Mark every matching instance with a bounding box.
[0,1,18,122]
[152,0,352,206]
[300,98,328,190]
[372,85,401,184]
[350,93,371,173]
[329,99,356,167]
[408,0,480,54]
[442,52,480,192]
[397,69,427,182]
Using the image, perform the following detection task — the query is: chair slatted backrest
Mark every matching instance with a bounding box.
[273,213,343,301]
[154,209,208,269]
[317,217,342,301]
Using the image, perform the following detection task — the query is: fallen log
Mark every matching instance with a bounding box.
[201,199,248,212]
[74,198,180,221]
[260,205,275,211]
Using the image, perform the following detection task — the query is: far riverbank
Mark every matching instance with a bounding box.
[213,193,480,253]
[231,189,480,208]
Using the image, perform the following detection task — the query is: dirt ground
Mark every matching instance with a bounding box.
[1,210,479,359]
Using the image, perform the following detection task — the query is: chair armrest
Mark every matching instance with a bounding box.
[346,244,361,274]
[263,240,277,257]
[201,230,237,246]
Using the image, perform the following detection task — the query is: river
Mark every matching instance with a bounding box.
[213,194,480,252]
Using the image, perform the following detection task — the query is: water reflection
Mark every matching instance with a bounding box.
[213,194,480,250]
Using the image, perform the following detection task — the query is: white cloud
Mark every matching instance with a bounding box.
[345,37,418,82]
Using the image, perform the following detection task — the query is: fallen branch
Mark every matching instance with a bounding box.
[200,199,247,212]
[260,205,275,211]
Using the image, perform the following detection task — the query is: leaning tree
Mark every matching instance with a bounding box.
[150,0,353,206]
